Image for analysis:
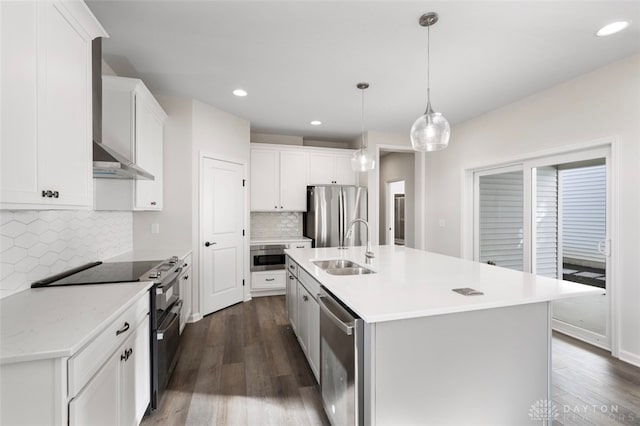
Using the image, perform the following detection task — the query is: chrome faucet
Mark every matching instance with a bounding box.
[345,218,374,259]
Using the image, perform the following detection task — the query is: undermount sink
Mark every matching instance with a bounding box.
[325,267,375,276]
[313,259,376,275]
[313,259,360,269]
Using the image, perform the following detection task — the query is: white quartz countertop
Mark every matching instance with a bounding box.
[251,236,312,244]
[285,245,603,323]
[0,282,152,364]
[107,247,192,262]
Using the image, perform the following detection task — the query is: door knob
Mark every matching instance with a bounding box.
[205,241,217,247]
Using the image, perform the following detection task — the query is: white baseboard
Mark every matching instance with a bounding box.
[188,312,203,323]
[552,319,610,351]
[251,289,285,297]
[619,350,640,368]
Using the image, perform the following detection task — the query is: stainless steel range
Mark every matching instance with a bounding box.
[32,257,184,411]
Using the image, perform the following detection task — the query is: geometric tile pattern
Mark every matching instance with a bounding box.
[0,210,132,298]
[250,212,302,238]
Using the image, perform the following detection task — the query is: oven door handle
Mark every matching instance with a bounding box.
[318,294,354,336]
[155,267,183,294]
[157,300,182,340]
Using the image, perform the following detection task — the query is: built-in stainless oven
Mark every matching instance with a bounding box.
[318,287,364,426]
[250,244,288,271]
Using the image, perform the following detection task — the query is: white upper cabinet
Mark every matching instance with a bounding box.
[95,76,166,211]
[0,1,107,209]
[279,151,308,211]
[308,152,356,185]
[250,147,308,212]
[250,149,279,211]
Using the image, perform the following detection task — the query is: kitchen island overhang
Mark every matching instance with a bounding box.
[285,245,602,425]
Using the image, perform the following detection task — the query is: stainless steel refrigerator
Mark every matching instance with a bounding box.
[304,186,368,248]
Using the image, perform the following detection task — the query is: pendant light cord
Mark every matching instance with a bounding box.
[426,25,431,112]
[361,87,366,149]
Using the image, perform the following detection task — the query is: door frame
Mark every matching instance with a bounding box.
[372,145,426,249]
[386,180,406,245]
[462,136,619,356]
[196,152,249,320]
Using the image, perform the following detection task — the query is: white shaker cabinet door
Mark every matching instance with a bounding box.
[307,153,335,185]
[120,318,150,426]
[308,296,320,381]
[37,1,92,208]
[69,351,120,426]
[250,148,279,211]
[0,1,39,205]
[279,151,307,211]
[334,155,357,185]
[134,96,164,210]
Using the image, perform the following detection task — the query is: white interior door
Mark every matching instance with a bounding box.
[201,157,245,315]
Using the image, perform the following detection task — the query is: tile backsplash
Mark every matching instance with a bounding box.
[251,212,303,238]
[0,210,132,298]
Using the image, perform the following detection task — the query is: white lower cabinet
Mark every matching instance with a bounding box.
[70,316,149,426]
[0,291,150,426]
[285,255,320,381]
[286,271,298,333]
[69,352,119,426]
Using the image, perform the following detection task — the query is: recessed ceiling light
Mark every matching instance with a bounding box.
[596,21,630,37]
[233,89,248,97]
[310,120,322,126]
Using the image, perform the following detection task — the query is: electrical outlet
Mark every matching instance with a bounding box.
[151,223,160,234]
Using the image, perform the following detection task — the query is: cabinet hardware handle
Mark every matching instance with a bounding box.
[296,245,304,248]
[183,275,189,280]
[289,275,294,280]
[303,295,309,302]
[289,265,295,269]
[116,322,130,336]
[53,191,59,198]
[205,241,216,247]
[151,201,157,205]
[183,263,188,268]
[121,352,127,361]
[266,278,275,282]
[280,206,283,209]
[274,205,278,209]
[42,190,46,198]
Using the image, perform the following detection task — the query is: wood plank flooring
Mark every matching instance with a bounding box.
[143,296,640,425]
[552,332,640,426]
[142,296,329,426]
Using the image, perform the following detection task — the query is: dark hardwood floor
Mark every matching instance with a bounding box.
[552,333,640,426]
[143,296,640,425]
[142,296,329,426]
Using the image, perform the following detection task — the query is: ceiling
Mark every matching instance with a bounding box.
[87,1,640,141]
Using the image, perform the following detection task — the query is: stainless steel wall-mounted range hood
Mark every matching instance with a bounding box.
[91,38,154,181]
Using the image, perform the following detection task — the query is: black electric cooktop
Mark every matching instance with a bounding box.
[32,260,160,288]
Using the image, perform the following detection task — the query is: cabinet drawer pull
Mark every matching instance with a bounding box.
[289,275,294,280]
[151,201,157,206]
[265,278,275,282]
[53,191,59,198]
[183,275,189,280]
[183,263,188,268]
[296,245,305,248]
[115,322,130,336]
[289,264,295,270]
[303,295,309,302]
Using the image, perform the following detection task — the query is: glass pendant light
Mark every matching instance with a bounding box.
[410,12,450,152]
[351,82,375,172]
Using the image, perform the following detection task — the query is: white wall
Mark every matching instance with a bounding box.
[425,54,640,365]
[379,153,415,247]
[133,96,193,252]
[192,100,251,316]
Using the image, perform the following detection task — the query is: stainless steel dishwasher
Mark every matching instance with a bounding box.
[318,288,364,426]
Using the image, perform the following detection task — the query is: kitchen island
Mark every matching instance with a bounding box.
[285,245,602,425]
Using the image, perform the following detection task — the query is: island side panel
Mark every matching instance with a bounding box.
[372,302,550,425]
